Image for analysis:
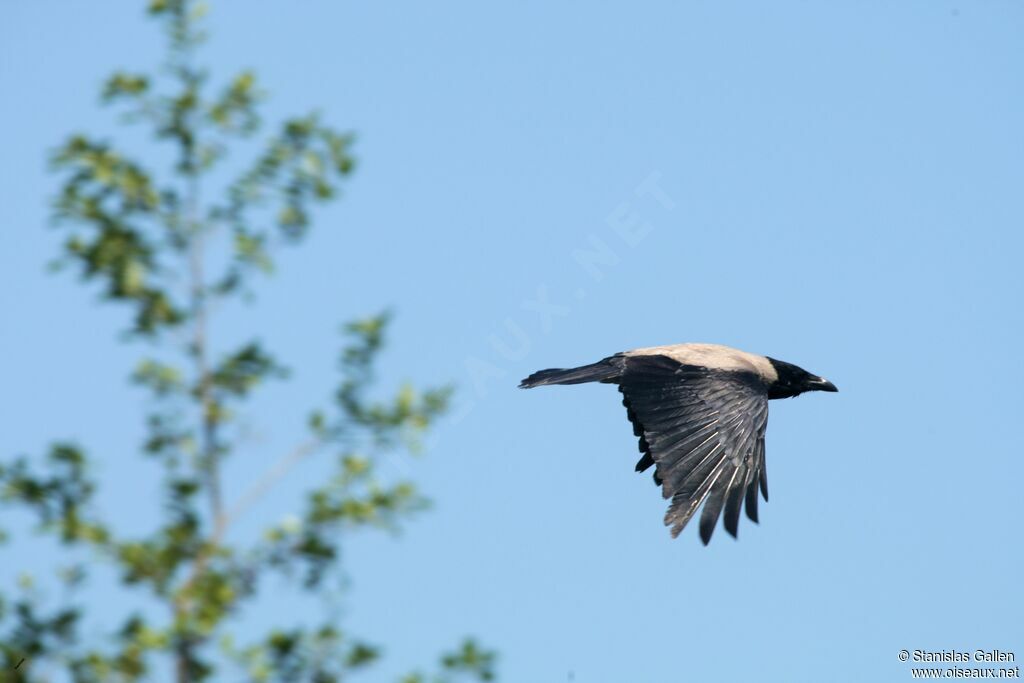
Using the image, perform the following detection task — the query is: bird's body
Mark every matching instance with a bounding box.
[519,343,837,544]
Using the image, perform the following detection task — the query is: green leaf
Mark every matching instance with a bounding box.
[102,73,150,102]
[209,342,287,398]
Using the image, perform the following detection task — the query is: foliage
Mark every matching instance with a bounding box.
[0,2,493,681]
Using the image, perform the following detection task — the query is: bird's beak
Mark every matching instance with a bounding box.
[810,377,838,392]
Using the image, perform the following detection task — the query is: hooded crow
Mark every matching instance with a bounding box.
[519,343,837,544]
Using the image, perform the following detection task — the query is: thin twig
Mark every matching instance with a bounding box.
[178,438,322,593]
[221,439,322,532]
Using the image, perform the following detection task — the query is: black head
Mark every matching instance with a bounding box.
[765,357,838,399]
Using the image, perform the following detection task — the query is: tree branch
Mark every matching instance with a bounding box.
[222,438,321,531]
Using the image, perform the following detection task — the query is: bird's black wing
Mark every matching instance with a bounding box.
[619,354,770,543]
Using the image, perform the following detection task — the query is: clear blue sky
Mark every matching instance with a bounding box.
[2,2,1022,681]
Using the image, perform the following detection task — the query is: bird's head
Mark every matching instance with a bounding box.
[765,357,838,399]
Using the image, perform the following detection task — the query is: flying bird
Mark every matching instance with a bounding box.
[519,343,837,544]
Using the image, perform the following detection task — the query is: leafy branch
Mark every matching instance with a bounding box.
[0,1,495,681]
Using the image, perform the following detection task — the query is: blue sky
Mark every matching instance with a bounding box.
[2,1,1023,681]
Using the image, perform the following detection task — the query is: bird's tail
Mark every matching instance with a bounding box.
[518,356,623,388]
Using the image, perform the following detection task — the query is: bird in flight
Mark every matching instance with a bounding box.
[519,343,837,544]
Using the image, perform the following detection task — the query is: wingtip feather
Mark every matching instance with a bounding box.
[745,478,760,524]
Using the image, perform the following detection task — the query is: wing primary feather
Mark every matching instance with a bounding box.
[654,426,722,488]
[634,452,654,472]
[699,465,741,544]
[664,444,729,536]
[759,450,769,502]
[723,462,748,538]
[662,434,725,495]
[744,471,760,523]
[667,464,725,538]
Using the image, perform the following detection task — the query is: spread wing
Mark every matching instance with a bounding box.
[619,354,770,543]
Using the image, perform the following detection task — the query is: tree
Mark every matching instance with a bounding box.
[0,2,496,681]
